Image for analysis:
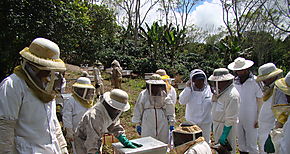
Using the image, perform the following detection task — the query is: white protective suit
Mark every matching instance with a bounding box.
[74,102,124,153]
[258,95,276,154]
[179,70,212,143]
[62,95,91,132]
[132,89,175,144]
[280,116,290,154]
[212,84,240,154]
[93,67,104,96]
[0,74,67,153]
[167,85,177,105]
[233,74,263,153]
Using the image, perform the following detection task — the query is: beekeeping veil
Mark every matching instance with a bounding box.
[72,77,95,108]
[272,72,290,125]
[146,74,167,108]
[14,38,66,103]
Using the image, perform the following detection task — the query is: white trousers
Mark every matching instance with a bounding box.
[237,121,258,154]
[197,123,211,144]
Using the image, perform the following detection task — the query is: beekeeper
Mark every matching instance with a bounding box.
[264,71,290,154]
[62,77,95,152]
[256,63,283,154]
[132,74,175,144]
[170,122,212,154]
[208,68,240,154]
[179,69,212,143]
[156,69,177,104]
[75,89,142,153]
[93,60,104,97]
[228,57,263,154]
[111,60,122,89]
[0,38,68,153]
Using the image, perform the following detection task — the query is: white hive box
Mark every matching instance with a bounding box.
[112,136,167,154]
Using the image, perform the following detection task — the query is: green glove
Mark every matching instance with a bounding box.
[116,134,143,148]
[264,134,275,153]
[219,125,232,145]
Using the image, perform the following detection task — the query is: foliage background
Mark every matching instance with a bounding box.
[0,0,289,81]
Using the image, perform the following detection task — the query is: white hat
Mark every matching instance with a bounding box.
[72,77,95,89]
[208,68,234,81]
[156,69,170,80]
[111,60,120,67]
[19,38,66,71]
[103,89,130,111]
[227,57,254,71]
[275,71,290,96]
[146,74,166,85]
[256,63,283,82]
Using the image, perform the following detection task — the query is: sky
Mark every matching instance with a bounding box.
[139,0,225,32]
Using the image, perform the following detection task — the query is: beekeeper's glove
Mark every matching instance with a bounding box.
[136,125,142,135]
[170,125,174,131]
[116,134,142,148]
[264,134,275,153]
[219,125,232,145]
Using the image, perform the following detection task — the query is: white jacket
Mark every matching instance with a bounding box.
[0,74,67,153]
[212,84,240,154]
[179,86,212,124]
[132,89,175,143]
[62,95,91,132]
[75,102,124,153]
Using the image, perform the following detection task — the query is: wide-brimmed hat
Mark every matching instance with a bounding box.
[275,72,290,95]
[103,89,130,111]
[72,77,95,89]
[227,57,254,71]
[208,68,234,81]
[256,63,283,82]
[146,74,166,85]
[19,38,66,71]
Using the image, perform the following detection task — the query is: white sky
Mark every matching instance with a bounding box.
[126,0,225,32]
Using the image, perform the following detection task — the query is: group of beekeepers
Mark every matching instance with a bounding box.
[178,57,290,154]
[0,37,289,154]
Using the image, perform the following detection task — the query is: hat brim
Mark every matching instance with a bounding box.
[103,92,130,111]
[275,78,290,95]
[208,74,234,81]
[227,60,254,71]
[72,83,95,89]
[256,69,283,82]
[20,47,66,71]
[146,80,166,85]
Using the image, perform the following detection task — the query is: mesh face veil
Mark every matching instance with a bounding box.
[209,81,220,95]
[73,87,95,101]
[147,83,167,108]
[21,59,64,95]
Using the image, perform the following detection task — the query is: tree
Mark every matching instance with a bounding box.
[0,0,119,80]
[262,0,290,33]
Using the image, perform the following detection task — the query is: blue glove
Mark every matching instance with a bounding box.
[219,125,232,145]
[170,125,174,131]
[264,134,275,153]
[136,125,142,135]
[116,134,143,148]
